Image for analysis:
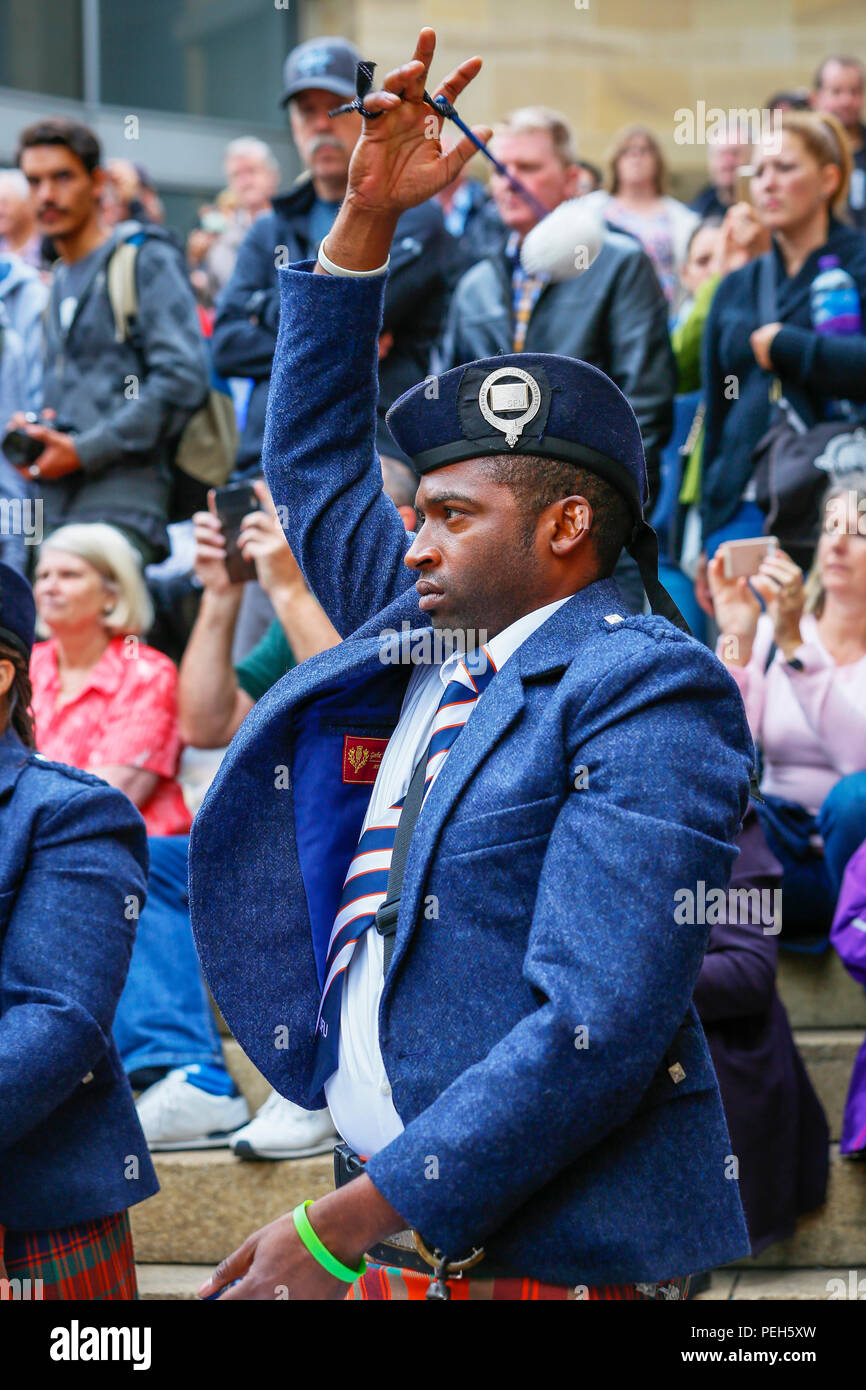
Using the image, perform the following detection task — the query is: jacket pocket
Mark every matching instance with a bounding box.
[445,793,561,857]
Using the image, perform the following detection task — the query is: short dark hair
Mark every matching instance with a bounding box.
[480,454,634,576]
[0,639,35,748]
[17,118,101,174]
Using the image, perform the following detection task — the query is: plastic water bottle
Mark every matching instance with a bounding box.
[810,255,862,336]
[810,255,862,418]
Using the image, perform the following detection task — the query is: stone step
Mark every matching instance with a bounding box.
[695,1267,864,1301]
[130,1150,333,1265]
[131,1143,864,1269]
[792,1029,860,1144]
[219,1031,861,1144]
[731,1145,866,1269]
[135,1262,862,1301]
[777,950,866,1029]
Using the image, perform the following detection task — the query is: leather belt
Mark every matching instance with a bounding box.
[333,1143,486,1278]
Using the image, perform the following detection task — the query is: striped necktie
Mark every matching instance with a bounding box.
[310,649,499,1092]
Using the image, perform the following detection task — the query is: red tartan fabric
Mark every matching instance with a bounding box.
[346,1262,692,1301]
[0,1209,138,1300]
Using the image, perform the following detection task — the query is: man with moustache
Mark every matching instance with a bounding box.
[212,35,454,483]
[192,31,755,1301]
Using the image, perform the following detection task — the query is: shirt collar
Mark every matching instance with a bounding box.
[439,596,571,690]
[43,635,127,700]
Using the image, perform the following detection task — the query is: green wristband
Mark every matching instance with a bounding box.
[292,1200,367,1282]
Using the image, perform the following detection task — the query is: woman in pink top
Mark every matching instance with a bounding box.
[709,478,866,946]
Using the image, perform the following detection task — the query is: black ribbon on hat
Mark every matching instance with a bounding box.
[328,60,384,119]
[626,520,691,635]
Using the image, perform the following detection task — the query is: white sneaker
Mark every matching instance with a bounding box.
[230,1089,338,1160]
[136,1068,250,1151]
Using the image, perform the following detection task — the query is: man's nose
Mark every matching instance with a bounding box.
[403,528,439,571]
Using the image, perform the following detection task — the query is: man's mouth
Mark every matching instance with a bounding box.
[416,579,445,610]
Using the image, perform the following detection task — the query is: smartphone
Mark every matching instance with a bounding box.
[213,481,260,584]
[734,165,755,206]
[722,535,778,580]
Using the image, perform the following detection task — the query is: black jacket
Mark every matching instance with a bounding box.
[694,811,829,1256]
[212,178,455,471]
[440,232,676,507]
[701,217,866,539]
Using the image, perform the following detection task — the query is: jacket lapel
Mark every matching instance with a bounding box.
[384,579,628,984]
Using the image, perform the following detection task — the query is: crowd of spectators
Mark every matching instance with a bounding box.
[1,34,866,1272]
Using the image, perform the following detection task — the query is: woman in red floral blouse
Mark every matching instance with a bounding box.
[30,524,191,836]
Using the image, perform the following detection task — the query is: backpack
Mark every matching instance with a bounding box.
[106,227,238,518]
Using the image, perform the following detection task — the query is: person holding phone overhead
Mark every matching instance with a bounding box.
[709,476,866,948]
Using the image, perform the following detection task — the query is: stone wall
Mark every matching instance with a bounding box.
[299,0,866,197]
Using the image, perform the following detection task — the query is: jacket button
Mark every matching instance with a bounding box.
[379,1080,391,1097]
[668,1062,686,1084]
[82,1071,94,1084]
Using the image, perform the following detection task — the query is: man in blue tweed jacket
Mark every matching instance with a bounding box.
[192,31,754,1300]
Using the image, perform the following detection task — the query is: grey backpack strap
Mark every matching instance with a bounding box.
[374,756,428,975]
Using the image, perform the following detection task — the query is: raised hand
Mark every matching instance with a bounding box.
[343,28,491,218]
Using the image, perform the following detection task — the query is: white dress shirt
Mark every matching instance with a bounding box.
[324,597,570,1156]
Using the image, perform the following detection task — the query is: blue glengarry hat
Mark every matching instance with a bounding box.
[386,353,687,631]
[0,560,36,660]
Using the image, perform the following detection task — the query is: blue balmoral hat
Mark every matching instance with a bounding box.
[0,560,36,660]
[386,353,688,631]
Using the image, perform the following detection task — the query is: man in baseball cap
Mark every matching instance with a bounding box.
[279,36,360,107]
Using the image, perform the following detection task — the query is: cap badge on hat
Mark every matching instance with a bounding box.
[477,367,542,448]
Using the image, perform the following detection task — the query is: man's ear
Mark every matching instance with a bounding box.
[397,504,417,533]
[562,162,581,201]
[91,166,106,199]
[549,494,592,556]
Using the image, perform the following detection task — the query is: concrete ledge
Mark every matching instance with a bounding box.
[130,1150,333,1265]
[777,952,866,1029]
[731,1146,866,1269]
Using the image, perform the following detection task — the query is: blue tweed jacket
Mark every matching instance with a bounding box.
[0,730,158,1229]
[189,264,755,1286]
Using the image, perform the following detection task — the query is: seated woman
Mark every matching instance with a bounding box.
[708,478,866,947]
[700,110,866,561]
[830,838,866,1157]
[0,561,157,1299]
[694,809,828,1253]
[28,523,248,1149]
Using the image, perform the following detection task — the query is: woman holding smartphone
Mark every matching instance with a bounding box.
[0,561,157,1298]
[708,478,866,947]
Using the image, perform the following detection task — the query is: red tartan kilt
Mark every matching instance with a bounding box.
[0,1209,138,1301]
[346,1262,692,1301]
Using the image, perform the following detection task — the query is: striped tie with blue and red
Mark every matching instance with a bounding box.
[310,648,499,1092]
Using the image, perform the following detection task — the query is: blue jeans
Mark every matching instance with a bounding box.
[757,773,866,944]
[113,835,227,1075]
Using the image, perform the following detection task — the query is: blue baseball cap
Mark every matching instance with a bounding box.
[280,37,360,108]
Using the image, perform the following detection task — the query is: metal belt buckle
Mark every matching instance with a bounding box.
[411,1229,485,1278]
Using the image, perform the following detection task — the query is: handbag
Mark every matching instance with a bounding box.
[751,252,866,566]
